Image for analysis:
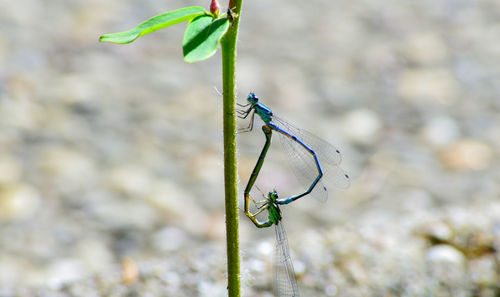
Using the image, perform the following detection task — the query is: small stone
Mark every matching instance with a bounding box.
[0,154,22,183]
[294,259,306,275]
[426,244,465,266]
[0,183,41,221]
[247,258,266,273]
[145,181,209,236]
[416,221,453,242]
[397,68,459,104]
[0,92,40,128]
[426,244,469,294]
[53,74,96,104]
[455,229,495,259]
[0,255,24,285]
[187,149,223,184]
[121,257,139,285]
[469,256,496,284]
[341,109,381,144]
[74,238,114,273]
[37,147,97,192]
[325,283,338,296]
[197,281,227,297]
[420,116,461,147]
[204,213,226,240]
[257,241,274,257]
[439,139,493,170]
[404,32,448,65]
[46,258,85,289]
[106,165,153,197]
[362,42,398,73]
[92,199,159,230]
[401,188,434,211]
[153,227,187,252]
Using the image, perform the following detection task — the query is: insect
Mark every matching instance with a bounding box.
[237,92,350,224]
[249,190,300,297]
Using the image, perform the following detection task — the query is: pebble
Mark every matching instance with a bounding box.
[37,146,97,192]
[400,188,435,212]
[91,199,159,230]
[397,68,459,104]
[0,255,25,286]
[469,256,497,285]
[75,238,114,273]
[247,258,267,273]
[53,74,98,104]
[325,284,338,296]
[197,281,227,297]
[420,116,461,147]
[439,139,494,170]
[341,109,381,144]
[257,241,274,257]
[362,41,398,73]
[0,33,5,63]
[418,221,453,242]
[294,259,306,275]
[426,244,466,266]
[46,258,86,289]
[187,149,223,185]
[0,92,41,128]
[106,164,153,197]
[0,0,43,26]
[0,153,22,184]
[426,244,470,296]
[153,226,187,252]
[145,181,209,236]
[403,32,448,65]
[0,183,41,221]
[121,257,139,284]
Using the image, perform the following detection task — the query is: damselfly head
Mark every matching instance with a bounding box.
[268,190,279,202]
[247,92,259,105]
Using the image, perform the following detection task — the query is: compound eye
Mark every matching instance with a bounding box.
[247,92,259,104]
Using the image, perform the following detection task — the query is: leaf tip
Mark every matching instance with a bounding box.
[99,34,118,44]
[98,32,138,44]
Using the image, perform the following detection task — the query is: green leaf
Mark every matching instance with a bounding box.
[182,15,230,63]
[99,6,208,44]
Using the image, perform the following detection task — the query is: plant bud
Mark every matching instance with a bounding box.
[210,0,220,17]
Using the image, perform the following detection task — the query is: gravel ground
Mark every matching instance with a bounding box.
[1,0,500,296]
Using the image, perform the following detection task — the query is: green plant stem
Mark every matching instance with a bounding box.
[221,0,243,296]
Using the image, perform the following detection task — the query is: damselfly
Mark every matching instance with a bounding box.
[248,190,300,297]
[237,92,350,224]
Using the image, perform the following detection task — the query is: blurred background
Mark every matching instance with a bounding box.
[1,0,500,296]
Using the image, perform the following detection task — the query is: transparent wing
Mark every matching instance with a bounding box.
[276,123,329,202]
[274,221,300,297]
[274,115,350,202]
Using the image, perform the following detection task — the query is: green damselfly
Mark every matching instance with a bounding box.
[250,190,300,297]
[237,92,350,227]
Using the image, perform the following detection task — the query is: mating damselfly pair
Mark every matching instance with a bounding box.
[237,92,350,296]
